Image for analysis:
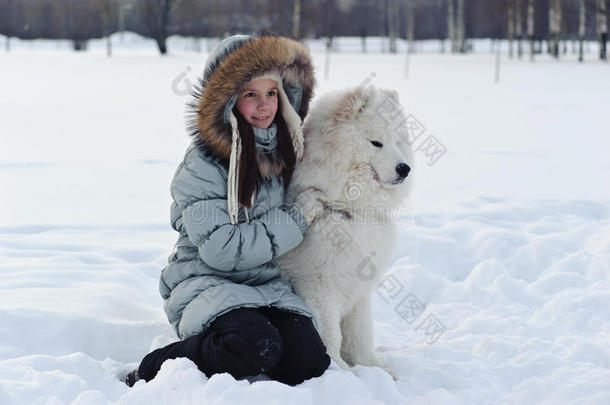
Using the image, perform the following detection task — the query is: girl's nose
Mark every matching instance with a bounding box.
[258,98,269,109]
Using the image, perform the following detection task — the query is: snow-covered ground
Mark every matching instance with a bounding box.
[1,35,609,404]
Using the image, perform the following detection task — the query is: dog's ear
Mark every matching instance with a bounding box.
[332,86,378,122]
[377,89,401,110]
[386,89,399,99]
[356,85,378,115]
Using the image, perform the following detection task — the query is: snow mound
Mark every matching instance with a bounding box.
[1,199,608,404]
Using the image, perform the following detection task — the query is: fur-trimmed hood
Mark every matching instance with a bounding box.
[187,34,316,166]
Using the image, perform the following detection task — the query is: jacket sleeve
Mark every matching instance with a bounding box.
[172,147,306,271]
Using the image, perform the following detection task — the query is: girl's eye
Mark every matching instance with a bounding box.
[244,92,255,97]
[267,91,277,96]
[371,140,383,148]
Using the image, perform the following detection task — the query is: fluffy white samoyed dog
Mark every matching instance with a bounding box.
[276,85,414,379]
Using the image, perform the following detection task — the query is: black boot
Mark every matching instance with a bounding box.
[124,369,141,387]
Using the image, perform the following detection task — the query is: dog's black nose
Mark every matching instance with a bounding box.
[396,163,410,179]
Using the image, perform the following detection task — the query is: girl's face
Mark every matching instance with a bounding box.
[236,78,279,129]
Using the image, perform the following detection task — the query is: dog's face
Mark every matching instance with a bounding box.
[298,86,413,208]
[361,112,411,190]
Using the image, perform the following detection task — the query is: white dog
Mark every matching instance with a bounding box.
[276,85,414,379]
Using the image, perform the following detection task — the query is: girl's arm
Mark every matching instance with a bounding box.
[181,199,304,271]
[171,147,306,271]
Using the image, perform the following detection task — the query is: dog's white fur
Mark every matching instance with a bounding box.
[276,86,414,379]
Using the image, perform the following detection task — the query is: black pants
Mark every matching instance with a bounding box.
[138,306,331,386]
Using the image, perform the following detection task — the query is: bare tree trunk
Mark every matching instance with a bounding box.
[101,0,112,57]
[292,0,301,39]
[158,0,170,55]
[548,2,552,56]
[324,37,331,79]
[3,0,16,53]
[516,0,523,58]
[407,0,415,53]
[456,0,465,53]
[379,0,386,52]
[192,37,201,52]
[508,0,515,58]
[4,0,14,53]
[495,43,501,83]
[404,0,414,78]
[598,0,608,60]
[324,0,334,77]
[579,0,586,62]
[447,0,456,52]
[388,0,399,53]
[559,14,568,55]
[140,0,171,55]
[549,0,561,58]
[72,40,88,51]
[527,0,535,61]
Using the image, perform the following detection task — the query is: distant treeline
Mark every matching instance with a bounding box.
[0,0,607,58]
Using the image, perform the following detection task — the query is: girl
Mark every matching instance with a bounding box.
[125,34,330,387]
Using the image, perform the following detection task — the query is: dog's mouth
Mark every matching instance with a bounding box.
[370,166,381,183]
[370,166,404,189]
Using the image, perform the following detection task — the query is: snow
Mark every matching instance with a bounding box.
[1,34,609,404]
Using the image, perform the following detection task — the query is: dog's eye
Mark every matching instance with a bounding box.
[370,141,383,148]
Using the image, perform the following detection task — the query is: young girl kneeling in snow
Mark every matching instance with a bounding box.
[125,34,330,387]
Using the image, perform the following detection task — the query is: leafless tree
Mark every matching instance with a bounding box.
[0,0,18,52]
[322,0,338,78]
[515,0,523,57]
[597,0,608,60]
[456,0,465,52]
[292,0,301,38]
[377,0,386,52]
[388,0,399,53]
[527,0,535,61]
[138,0,172,55]
[549,0,561,58]
[579,0,586,61]
[447,0,456,52]
[406,0,415,53]
[101,0,113,57]
[508,0,515,57]
[56,0,103,51]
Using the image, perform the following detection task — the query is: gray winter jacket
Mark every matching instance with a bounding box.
[159,34,317,339]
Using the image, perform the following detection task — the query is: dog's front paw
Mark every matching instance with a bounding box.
[330,355,351,371]
[380,364,399,381]
[370,360,398,381]
[295,187,327,225]
[362,354,399,381]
